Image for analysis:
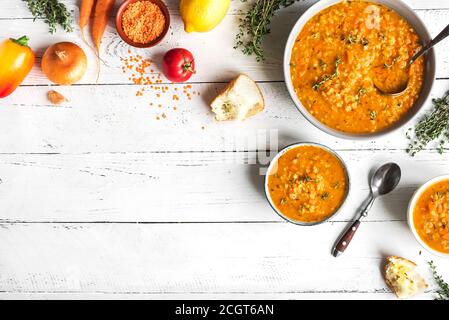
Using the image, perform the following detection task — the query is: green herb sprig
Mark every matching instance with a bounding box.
[24,0,73,34]
[235,0,301,62]
[406,92,449,156]
[312,56,341,90]
[355,87,367,103]
[299,175,314,183]
[428,261,449,300]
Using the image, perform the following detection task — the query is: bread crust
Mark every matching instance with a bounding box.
[241,73,265,120]
[210,74,264,121]
[383,256,428,299]
[384,256,402,298]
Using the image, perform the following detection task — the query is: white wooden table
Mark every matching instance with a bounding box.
[1,0,449,300]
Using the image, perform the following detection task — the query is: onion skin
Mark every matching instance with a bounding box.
[42,42,87,85]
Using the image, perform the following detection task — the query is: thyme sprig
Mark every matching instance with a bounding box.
[406,92,449,156]
[312,56,341,90]
[428,261,449,300]
[23,0,73,34]
[235,0,301,62]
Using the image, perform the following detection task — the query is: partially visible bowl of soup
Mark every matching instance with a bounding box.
[284,0,435,139]
[265,143,350,225]
[408,176,449,257]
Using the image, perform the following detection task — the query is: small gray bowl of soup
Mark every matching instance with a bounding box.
[265,143,350,226]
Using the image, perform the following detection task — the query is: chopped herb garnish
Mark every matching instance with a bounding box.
[345,34,369,46]
[280,198,288,205]
[321,192,329,200]
[358,87,367,95]
[313,56,341,90]
[369,110,377,120]
[435,191,446,198]
[300,175,314,183]
[332,182,340,189]
[356,87,367,103]
[319,59,327,70]
[335,56,341,68]
[346,34,358,44]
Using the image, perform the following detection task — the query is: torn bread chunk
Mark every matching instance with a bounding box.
[210,74,264,121]
[384,256,428,299]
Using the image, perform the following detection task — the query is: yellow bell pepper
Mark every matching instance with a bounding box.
[0,36,35,98]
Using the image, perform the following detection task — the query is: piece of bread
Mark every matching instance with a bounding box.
[384,256,428,299]
[210,74,264,121]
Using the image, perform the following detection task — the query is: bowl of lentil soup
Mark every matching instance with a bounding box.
[265,143,350,225]
[408,176,449,257]
[284,0,435,139]
[116,0,170,48]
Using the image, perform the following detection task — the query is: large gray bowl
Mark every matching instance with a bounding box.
[283,0,436,139]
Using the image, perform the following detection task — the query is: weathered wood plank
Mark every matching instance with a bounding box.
[0,149,447,222]
[0,222,447,298]
[1,80,448,153]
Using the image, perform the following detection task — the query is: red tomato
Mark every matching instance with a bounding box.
[162,48,195,83]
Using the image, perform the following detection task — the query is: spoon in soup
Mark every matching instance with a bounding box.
[332,163,401,257]
[374,24,449,96]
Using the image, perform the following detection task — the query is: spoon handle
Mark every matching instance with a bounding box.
[410,23,449,64]
[332,196,375,257]
[332,219,361,257]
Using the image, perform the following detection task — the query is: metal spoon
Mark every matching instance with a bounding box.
[332,163,401,257]
[374,24,449,96]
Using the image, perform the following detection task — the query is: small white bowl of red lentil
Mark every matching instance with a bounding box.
[116,0,170,48]
[408,175,449,258]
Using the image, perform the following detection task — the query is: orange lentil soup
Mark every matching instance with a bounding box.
[267,145,348,223]
[413,180,449,254]
[290,0,424,134]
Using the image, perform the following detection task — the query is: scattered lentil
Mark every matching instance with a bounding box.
[120,53,201,121]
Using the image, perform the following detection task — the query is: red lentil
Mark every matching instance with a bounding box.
[122,1,166,44]
[121,54,201,121]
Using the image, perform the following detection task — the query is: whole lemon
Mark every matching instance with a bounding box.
[180,0,230,33]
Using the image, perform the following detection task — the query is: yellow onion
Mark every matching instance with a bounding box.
[41,42,87,85]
